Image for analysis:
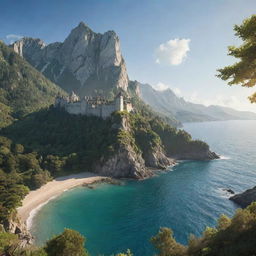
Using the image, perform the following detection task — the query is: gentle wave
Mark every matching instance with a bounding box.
[216,187,234,198]
[219,155,231,160]
[26,195,58,230]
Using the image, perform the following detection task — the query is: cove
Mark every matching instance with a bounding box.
[31,120,256,255]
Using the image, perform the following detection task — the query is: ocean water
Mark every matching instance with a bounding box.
[31,120,256,256]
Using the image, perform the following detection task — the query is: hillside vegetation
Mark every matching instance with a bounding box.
[0,41,65,128]
[0,108,212,226]
[2,108,210,173]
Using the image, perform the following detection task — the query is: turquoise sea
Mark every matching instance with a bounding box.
[31,120,256,255]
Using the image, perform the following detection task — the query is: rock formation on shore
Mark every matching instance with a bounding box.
[2,213,33,246]
[94,114,175,179]
[230,186,256,208]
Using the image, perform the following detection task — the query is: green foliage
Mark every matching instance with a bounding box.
[0,231,48,255]
[217,15,256,102]
[44,229,89,256]
[217,214,231,231]
[3,108,119,175]
[152,202,256,256]
[0,135,52,223]
[0,136,51,189]
[148,116,209,157]
[151,227,186,256]
[0,41,66,128]
[0,171,29,223]
[3,106,210,177]
[0,231,19,255]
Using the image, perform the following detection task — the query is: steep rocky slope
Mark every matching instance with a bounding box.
[12,22,129,98]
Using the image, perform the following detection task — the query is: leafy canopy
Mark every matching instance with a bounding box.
[217,15,256,103]
[151,202,256,256]
[44,229,88,256]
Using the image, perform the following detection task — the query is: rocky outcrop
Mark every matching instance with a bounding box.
[94,143,150,179]
[94,114,175,179]
[3,212,33,246]
[223,188,235,194]
[143,144,175,169]
[230,186,256,208]
[11,22,129,97]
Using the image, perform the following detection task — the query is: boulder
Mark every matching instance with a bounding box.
[230,186,256,208]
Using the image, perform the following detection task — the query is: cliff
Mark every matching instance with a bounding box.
[11,22,129,98]
[230,186,256,208]
[2,212,32,247]
[94,114,174,178]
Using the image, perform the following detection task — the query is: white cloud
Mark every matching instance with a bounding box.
[153,82,182,96]
[6,34,23,44]
[155,38,191,66]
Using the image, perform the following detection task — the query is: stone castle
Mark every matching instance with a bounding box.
[55,91,133,119]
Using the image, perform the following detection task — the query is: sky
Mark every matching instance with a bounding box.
[1,0,256,112]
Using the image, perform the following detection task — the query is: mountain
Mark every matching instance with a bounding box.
[0,41,65,128]
[12,22,129,98]
[139,83,256,123]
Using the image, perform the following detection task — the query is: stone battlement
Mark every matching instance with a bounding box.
[55,91,133,119]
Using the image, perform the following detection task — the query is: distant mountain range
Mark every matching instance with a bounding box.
[139,83,256,123]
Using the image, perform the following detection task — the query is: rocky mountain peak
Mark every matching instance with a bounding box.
[12,37,46,59]
[11,22,129,97]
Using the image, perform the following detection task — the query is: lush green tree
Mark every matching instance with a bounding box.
[0,41,65,128]
[0,231,19,255]
[217,15,256,102]
[151,203,256,256]
[44,229,89,256]
[0,171,29,223]
[217,214,231,231]
[0,231,48,256]
[151,227,186,256]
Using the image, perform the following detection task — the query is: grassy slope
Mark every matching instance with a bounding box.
[0,41,66,128]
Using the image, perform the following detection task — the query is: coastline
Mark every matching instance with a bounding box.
[17,172,105,229]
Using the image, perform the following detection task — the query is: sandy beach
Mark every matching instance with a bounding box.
[17,172,105,227]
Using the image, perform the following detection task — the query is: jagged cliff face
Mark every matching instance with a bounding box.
[12,22,129,97]
[94,115,174,179]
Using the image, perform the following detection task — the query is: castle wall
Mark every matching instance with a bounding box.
[101,104,116,119]
[56,93,131,119]
[86,105,102,117]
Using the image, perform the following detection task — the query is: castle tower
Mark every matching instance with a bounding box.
[115,92,124,111]
[69,91,80,102]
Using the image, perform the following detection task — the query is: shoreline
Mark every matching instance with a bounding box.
[17,172,106,229]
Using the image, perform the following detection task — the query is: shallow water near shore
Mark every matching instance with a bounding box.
[31,120,256,255]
